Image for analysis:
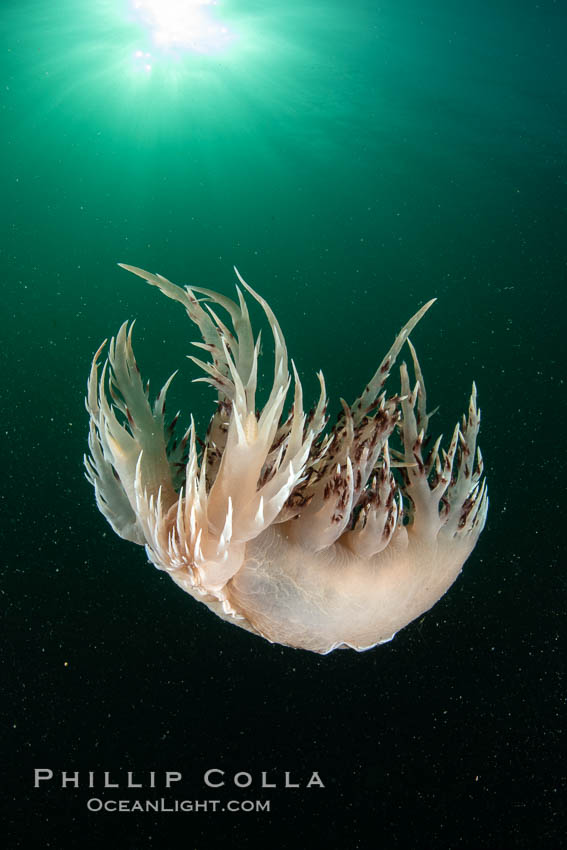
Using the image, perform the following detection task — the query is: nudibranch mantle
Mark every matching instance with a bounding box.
[85,264,488,654]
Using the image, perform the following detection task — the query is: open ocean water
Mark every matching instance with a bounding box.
[2,0,566,847]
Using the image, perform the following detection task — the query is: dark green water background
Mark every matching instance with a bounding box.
[3,0,566,847]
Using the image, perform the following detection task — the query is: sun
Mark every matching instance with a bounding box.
[130,0,235,56]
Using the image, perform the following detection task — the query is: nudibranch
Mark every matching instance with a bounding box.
[85,265,488,654]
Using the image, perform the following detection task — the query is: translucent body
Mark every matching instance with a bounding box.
[169,526,479,654]
[85,265,488,654]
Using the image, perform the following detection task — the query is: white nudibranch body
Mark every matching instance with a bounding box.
[85,264,488,654]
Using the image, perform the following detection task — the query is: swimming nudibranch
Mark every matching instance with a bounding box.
[85,264,488,654]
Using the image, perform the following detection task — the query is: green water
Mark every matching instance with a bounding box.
[3,1,566,847]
